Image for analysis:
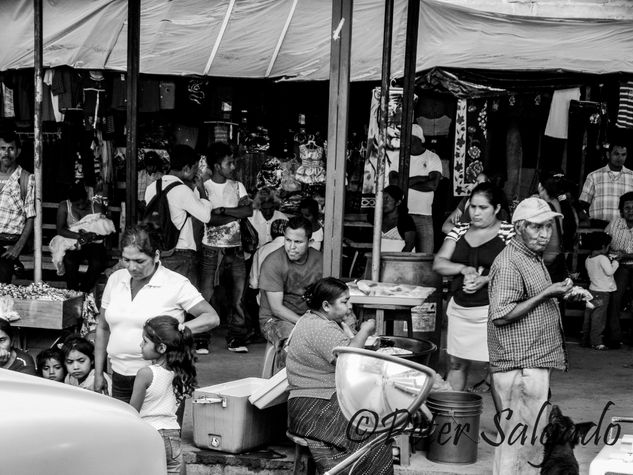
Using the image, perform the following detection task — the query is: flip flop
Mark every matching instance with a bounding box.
[467,379,491,393]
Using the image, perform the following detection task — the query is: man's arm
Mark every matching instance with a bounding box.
[264,290,301,324]
[3,217,34,258]
[178,187,213,224]
[409,171,441,192]
[493,280,573,326]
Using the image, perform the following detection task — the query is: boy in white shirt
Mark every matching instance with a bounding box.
[583,232,619,350]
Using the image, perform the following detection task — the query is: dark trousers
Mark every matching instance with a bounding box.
[0,257,15,283]
[161,249,200,289]
[63,243,108,292]
[582,290,611,347]
[199,246,248,343]
[607,264,633,345]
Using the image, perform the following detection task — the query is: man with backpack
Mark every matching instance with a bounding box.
[0,130,35,283]
[144,144,212,287]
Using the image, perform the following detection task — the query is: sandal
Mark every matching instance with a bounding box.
[592,345,608,351]
[467,379,491,393]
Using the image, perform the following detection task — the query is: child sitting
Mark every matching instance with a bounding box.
[583,232,619,351]
[130,316,197,474]
[36,347,66,382]
[62,335,111,394]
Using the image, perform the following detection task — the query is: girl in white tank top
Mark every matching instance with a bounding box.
[130,316,197,474]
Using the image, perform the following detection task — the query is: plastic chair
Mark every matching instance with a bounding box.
[286,431,316,475]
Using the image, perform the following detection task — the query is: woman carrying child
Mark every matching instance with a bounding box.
[285,277,393,475]
[583,232,619,351]
[62,335,112,395]
[36,347,66,382]
[130,315,197,474]
[0,319,36,375]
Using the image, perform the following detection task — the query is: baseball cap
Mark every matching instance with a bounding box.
[512,197,562,224]
[412,124,425,143]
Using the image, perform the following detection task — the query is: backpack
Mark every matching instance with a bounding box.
[142,178,186,255]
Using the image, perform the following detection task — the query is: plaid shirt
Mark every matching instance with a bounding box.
[579,165,633,222]
[488,236,567,373]
[0,166,35,236]
[606,216,633,264]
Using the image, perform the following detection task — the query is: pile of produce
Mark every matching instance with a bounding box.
[0,283,81,301]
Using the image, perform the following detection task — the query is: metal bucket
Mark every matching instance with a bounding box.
[426,391,483,464]
[378,336,436,366]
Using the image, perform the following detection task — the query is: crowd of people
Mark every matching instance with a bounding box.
[1,120,633,474]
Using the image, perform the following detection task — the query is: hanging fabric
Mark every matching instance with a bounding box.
[452,99,467,196]
[544,88,581,139]
[616,81,633,129]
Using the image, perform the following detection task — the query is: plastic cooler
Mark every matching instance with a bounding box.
[192,377,286,453]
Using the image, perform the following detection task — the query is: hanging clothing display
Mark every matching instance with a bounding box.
[256,157,283,189]
[616,81,633,129]
[453,99,488,196]
[544,88,581,139]
[568,100,609,186]
[295,142,325,185]
[417,115,452,137]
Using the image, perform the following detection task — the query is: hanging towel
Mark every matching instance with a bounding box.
[544,88,581,139]
[616,81,633,129]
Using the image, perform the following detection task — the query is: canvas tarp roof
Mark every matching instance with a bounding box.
[1,0,632,80]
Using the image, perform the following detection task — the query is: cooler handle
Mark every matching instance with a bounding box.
[193,396,227,407]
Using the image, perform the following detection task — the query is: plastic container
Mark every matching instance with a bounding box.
[378,336,437,366]
[193,377,285,453]
[426,391,483,464]
[248,368,289,409]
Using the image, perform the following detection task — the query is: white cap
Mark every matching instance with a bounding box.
[412,124,425,143]
[512,197,562,224]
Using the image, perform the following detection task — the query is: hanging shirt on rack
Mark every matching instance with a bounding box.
[616,81,633,129]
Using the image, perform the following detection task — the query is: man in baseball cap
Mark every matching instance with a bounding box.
[407,123,442,253]
[487,195,572,473]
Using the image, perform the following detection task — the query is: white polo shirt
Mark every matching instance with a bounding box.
[407,149,442,216]
[101,265,205,375]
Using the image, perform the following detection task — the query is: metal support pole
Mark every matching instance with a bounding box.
[398,0,420,199]
[125,0,140,227]
[323,0,353,278]
[371,0,394,282]
[33,0,43,283]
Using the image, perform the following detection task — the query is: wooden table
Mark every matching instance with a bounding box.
[349,294,431,337]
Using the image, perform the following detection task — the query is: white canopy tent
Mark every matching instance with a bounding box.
[1,0,633,79]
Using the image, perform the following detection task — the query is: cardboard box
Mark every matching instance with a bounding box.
[193,378,286,453]
[12,296,83,330]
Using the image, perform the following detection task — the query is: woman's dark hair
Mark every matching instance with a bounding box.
[619,191,633,213]
[144,316,197,402]
[121,223,162,257]
[299,197,320,220]
[0,318,14,342]
[286,216,313,239]
[304,277,349,311]
[68,182,88,202]
[383,185,410,215]
[539,170,568,200]
[36,348,66,374]
[61,335,95,363]
[470,182,505,209]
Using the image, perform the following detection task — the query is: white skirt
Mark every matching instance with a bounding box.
[446,298,489,362]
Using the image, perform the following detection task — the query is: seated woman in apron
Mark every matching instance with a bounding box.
[378,185,416,253]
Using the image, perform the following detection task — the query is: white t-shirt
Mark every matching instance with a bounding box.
[101,266,205,376]
[248,209,287,245]
[203,179,247,247]
[407,149,442,216]
[144,175,212,251]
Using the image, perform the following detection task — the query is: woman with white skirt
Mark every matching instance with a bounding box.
[433,182,514,397]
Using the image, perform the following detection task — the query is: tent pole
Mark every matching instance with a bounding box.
[125,0,140,227]
[371,0,394,282]
[398,0,420,199]
[324,0,353,278]
[33,0,43,283]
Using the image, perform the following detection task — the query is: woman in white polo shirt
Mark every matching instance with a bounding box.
[93,224,219,402]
